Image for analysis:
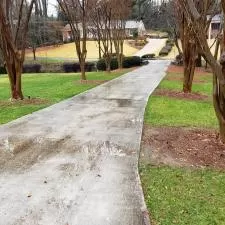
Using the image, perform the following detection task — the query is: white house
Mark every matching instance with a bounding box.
[125,20,146,37]
[62,20,146,42]
[208,14,222,39]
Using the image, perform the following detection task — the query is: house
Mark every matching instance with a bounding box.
[125,20,146,37]
[62,20,146,42]
[208,14,222,39]
[62,24,94,42]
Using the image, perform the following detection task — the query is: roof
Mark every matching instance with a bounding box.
[125,20,145,29]
[207,14,222,23]
[63,20,146,32]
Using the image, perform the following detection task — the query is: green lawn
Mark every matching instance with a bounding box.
[145,96,217,128]
[0,70,128,124]
[140,165,225,225]
[141,71,224,225]
[145,71,217,128]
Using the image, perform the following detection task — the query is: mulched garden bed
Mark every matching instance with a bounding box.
[0,98,49,106]
[153,89,209,101]
[78,80,107,85]
[167,65,212,75]
[141,126,225,170]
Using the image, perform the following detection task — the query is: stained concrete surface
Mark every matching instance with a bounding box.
[0,60,170,225]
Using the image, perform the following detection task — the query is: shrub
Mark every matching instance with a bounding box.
[63,62,96,73]
[62,63,80,73]
[102,53,124,59]
[97,56,142,70]
[97,59,107,71]
[122,56,142,68]
[142,60,149,66]
[85,62,96,72]
[0,66,7,74]
[159,47,169,56]
[141,54,156,59]
[23,64,41,73]
[97,58,118,71]
[165,45,172,52]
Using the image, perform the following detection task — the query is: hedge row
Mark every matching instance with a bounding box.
[0,67,7,74]
[97,56,142,71]
[0,62,96,74]
[159,39,175,57]
[62,62,96,73]
[141,53,156,59]
[0,56,142,74]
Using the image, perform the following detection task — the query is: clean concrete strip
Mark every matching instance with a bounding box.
[134,39,166,57]
[0,60,170,225]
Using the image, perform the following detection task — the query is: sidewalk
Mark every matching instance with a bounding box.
[0,60,170,225]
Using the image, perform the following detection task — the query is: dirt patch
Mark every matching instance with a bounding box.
[141,126,225,170]
[0,98,50,107]
[153,89,209,101]
[167,65,212,75]
[0,135,78,172]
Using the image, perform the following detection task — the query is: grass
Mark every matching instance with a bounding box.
[141,70,224,225]
[145,71,217,128]
[145,96,217,128]
[25,41,138,60]
[0,70,129,124]
[159,79,213,96]
[140,165,225,225]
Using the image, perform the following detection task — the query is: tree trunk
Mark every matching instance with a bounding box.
[213,69,225,143]
[183,43,197,93]
[80,59,86,80]
[196,53,202,67]
[98,38,101,59]
[32,47,36,61]
[6,57,24,100]
[106,59,111,73]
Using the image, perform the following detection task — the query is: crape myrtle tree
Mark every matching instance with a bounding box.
[174,0,198,93]
[90,0,132,71]
[90,0,114,72]
[57,0,95,80]
[111,0,132,69]
[0,0,36,100]
[174,0,219,93]
[177,0,225,142]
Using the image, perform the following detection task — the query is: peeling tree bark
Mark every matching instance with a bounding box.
[177,0,225,142]
[0,0,36,100]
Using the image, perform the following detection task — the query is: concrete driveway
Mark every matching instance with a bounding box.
[0,60,170,225]
[135,38,166,57]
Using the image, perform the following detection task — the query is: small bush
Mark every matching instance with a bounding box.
[0,66,7,74]
[85,62,96,72]
[23,64,41,73]
[62,63,80,73]
[142,60,149,66]
[97,56,141,71]
[97,59,107,71]
[141,54,156,59]
[63,62,96,73]
[159,47,169,56]
[165,45,172,52]
[123,56,142,68]
[97,58,118,71]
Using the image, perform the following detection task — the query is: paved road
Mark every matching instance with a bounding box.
[0,60,170,225]
[135,39,166,57]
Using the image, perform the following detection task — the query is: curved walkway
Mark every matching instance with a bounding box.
[0,60,170,225]
[134,38,166,57]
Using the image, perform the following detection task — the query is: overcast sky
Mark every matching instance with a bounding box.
[48,0,57,16]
